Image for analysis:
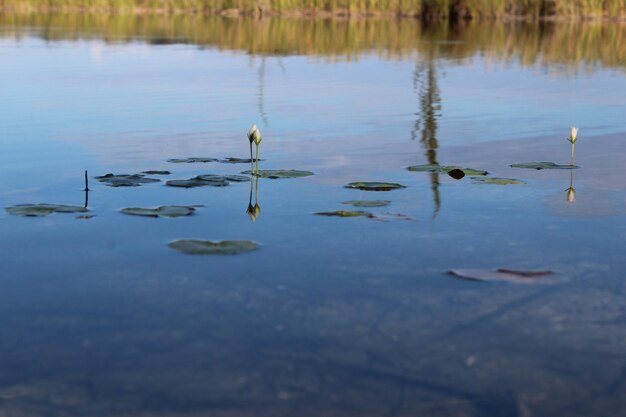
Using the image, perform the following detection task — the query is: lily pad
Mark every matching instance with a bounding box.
[95,173,160,187]
[407,164,489,176]
[6,204,88,217]
[166,174,250,188]
[407,163,441,172]
[471,177,526,185]
[141,170,171,175]
[448,268,564,285]
[169,239,259,255]
[341,200,391,208]
[345,182,407,191]
[221,157,262,164]
[121,206,196,218]
[510,162,579,170]
[241,170,314,179]
[315,210,374,218]
[220,174,251,183]
[167,157,218,163]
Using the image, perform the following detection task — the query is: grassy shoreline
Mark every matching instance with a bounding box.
[1,1,625,20]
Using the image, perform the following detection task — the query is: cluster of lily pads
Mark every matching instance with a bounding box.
[4,127,582,257]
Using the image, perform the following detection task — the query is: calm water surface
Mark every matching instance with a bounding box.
[0,16,626,417]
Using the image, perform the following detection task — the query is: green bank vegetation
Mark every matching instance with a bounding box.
[1,13,625,72]
[0,0,625,19]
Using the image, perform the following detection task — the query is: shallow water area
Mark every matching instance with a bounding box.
[1,15,626,417]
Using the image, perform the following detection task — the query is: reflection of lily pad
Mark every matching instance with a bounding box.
[221,157,262,164]
[169,239,259,255]
[6,204,88,217]
[315,210,374,218]
[241,170,314,179]
[408,164,488,176]
[345,182,407,191]
[448,268,564,285]
[167,157,218,163]
[121,206,196,218]
[142,170,171,175]
[341,200,391,207]
[95,173,160,187]
[471,177,526,185]
[510,162,579,170]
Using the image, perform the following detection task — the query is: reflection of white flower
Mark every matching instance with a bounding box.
[568,127,579,144]
[247,124,262,144]
[566,187,576,203]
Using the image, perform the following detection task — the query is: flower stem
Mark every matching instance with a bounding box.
[571,142,575,166]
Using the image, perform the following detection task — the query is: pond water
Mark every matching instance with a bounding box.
[1,15,626,416]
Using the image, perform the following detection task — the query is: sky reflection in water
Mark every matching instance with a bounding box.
[0,17,626,417]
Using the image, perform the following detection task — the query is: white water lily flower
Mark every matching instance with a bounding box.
[247,124,261,144]
[568,127,579,144]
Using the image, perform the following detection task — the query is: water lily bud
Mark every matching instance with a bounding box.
[566,187,576,203]
[568,127,579,144]
[247,124,260,143]
[253,128,262,145]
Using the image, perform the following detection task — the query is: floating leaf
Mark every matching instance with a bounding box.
[341,200,391,207]
[121,206,196,218]
[315,210,374,218]
[169,239,259,255]
[167,157,218,163]
[220,174,251,183]
[141,170,171,175]
[447,168,465,180]
[407,164,488,176]
[221,157,262,164]
[6,204,88,217]
[471,177,526,185]
[510,162,579,170]
[448,268,564,284]
[345,182,407,191]
[95,173,160,187]
[76,215,95,220]
[442,166,489,176]
[241,169,314,179]
[407,163,441,172]
[166,174,250,188]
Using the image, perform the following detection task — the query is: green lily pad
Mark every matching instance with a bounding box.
[510,162,579,170]
[241,170,314,179]
[220,174,251,183]
[315,210,374,218]
[341,200,391,207]
[6,204,88,217]
[167,157,218,163]
[345,182,407,191]
[141,170,171,175]
[407,164,488,176]
[471,177,526,185]
[221,157,262,164]
[121,206,196,218]
[169,239,259,255]
[407,163,441,172]
[166,174,250,188]
[95,173,160,187]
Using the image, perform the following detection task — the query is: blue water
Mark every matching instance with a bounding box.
[0,20,626,417]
